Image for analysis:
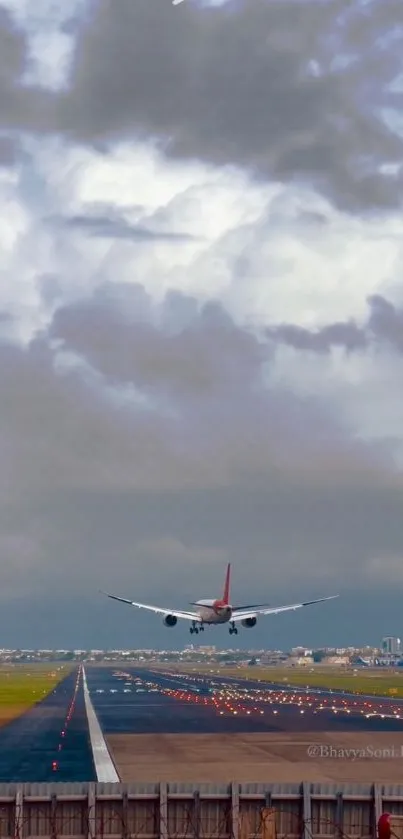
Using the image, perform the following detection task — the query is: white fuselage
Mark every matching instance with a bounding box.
[195,599,233,624]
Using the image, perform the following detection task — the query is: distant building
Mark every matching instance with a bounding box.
[291,647,312,657]
[382,637,401,655]
[322,656,350,666]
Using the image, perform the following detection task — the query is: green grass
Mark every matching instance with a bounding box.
[171,664,403,697]
[0,664,74,726]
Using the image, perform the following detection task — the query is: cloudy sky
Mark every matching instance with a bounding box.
[1,0,403,650]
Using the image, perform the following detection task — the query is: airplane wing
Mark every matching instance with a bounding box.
[231,595,339,622]
[102,592,202,622]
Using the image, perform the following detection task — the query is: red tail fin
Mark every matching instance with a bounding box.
[222,563,231,605]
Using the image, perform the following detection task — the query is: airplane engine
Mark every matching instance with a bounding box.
[241,617,257,628]
[163,614,177,627]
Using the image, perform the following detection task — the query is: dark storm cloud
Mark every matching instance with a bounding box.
[59,0,403,212]
[0,283,393,510]
[51,211,196,242]
[2,286,403,645]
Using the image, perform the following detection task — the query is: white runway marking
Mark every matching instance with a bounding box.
[82,667,120,782]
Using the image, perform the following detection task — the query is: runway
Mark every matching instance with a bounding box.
[0,666,95,782]
[84,666,403,784]
[85,666,403,734]
[2,664,403,784]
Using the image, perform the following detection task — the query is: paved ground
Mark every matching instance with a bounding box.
[0,667,95,782]
[2,664,403,784]
[84,666,403,783]
[107,731,403,783]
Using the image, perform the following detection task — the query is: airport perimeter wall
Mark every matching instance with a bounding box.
[0,781,399,839]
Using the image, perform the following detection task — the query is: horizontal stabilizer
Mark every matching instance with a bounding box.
[189,602,271,610]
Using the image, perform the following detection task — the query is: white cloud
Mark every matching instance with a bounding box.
[0,168,29,253]
[2,134,403,458]
[3,137,403,330]
[2,0,87,90]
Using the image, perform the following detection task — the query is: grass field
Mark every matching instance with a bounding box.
[167,663,403,697]
[0,663,74,726]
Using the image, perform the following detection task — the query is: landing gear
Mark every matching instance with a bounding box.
[190,621,204,634]
[229,621,238,635]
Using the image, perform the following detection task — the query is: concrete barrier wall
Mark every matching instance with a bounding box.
[0,781,400,839]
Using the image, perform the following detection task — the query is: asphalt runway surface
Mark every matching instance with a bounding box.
[85,666,403,783]
[0,666,95,782]
[85,666,403,734]
[2,665,403,784]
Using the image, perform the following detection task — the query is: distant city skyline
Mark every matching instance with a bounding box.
[1,639,401,670]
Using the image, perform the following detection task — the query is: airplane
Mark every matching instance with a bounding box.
[102,563,338,635]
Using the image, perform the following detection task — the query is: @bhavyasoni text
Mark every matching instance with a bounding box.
[307,744,403,760]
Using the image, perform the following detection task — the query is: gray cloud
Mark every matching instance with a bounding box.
[0,135,18,167]
[367,294,403,352]
[0,7,54,132]
[1,285,403,646]
[265,295,403,355]
[0,7,26,93]
[49,284,266,396]
[0,312,15,343]
[45,283,398,496]
[59,0,403,212]
[51,210,197,241]
[267,320,367,354]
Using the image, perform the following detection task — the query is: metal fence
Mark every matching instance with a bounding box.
[0,782,399,839]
